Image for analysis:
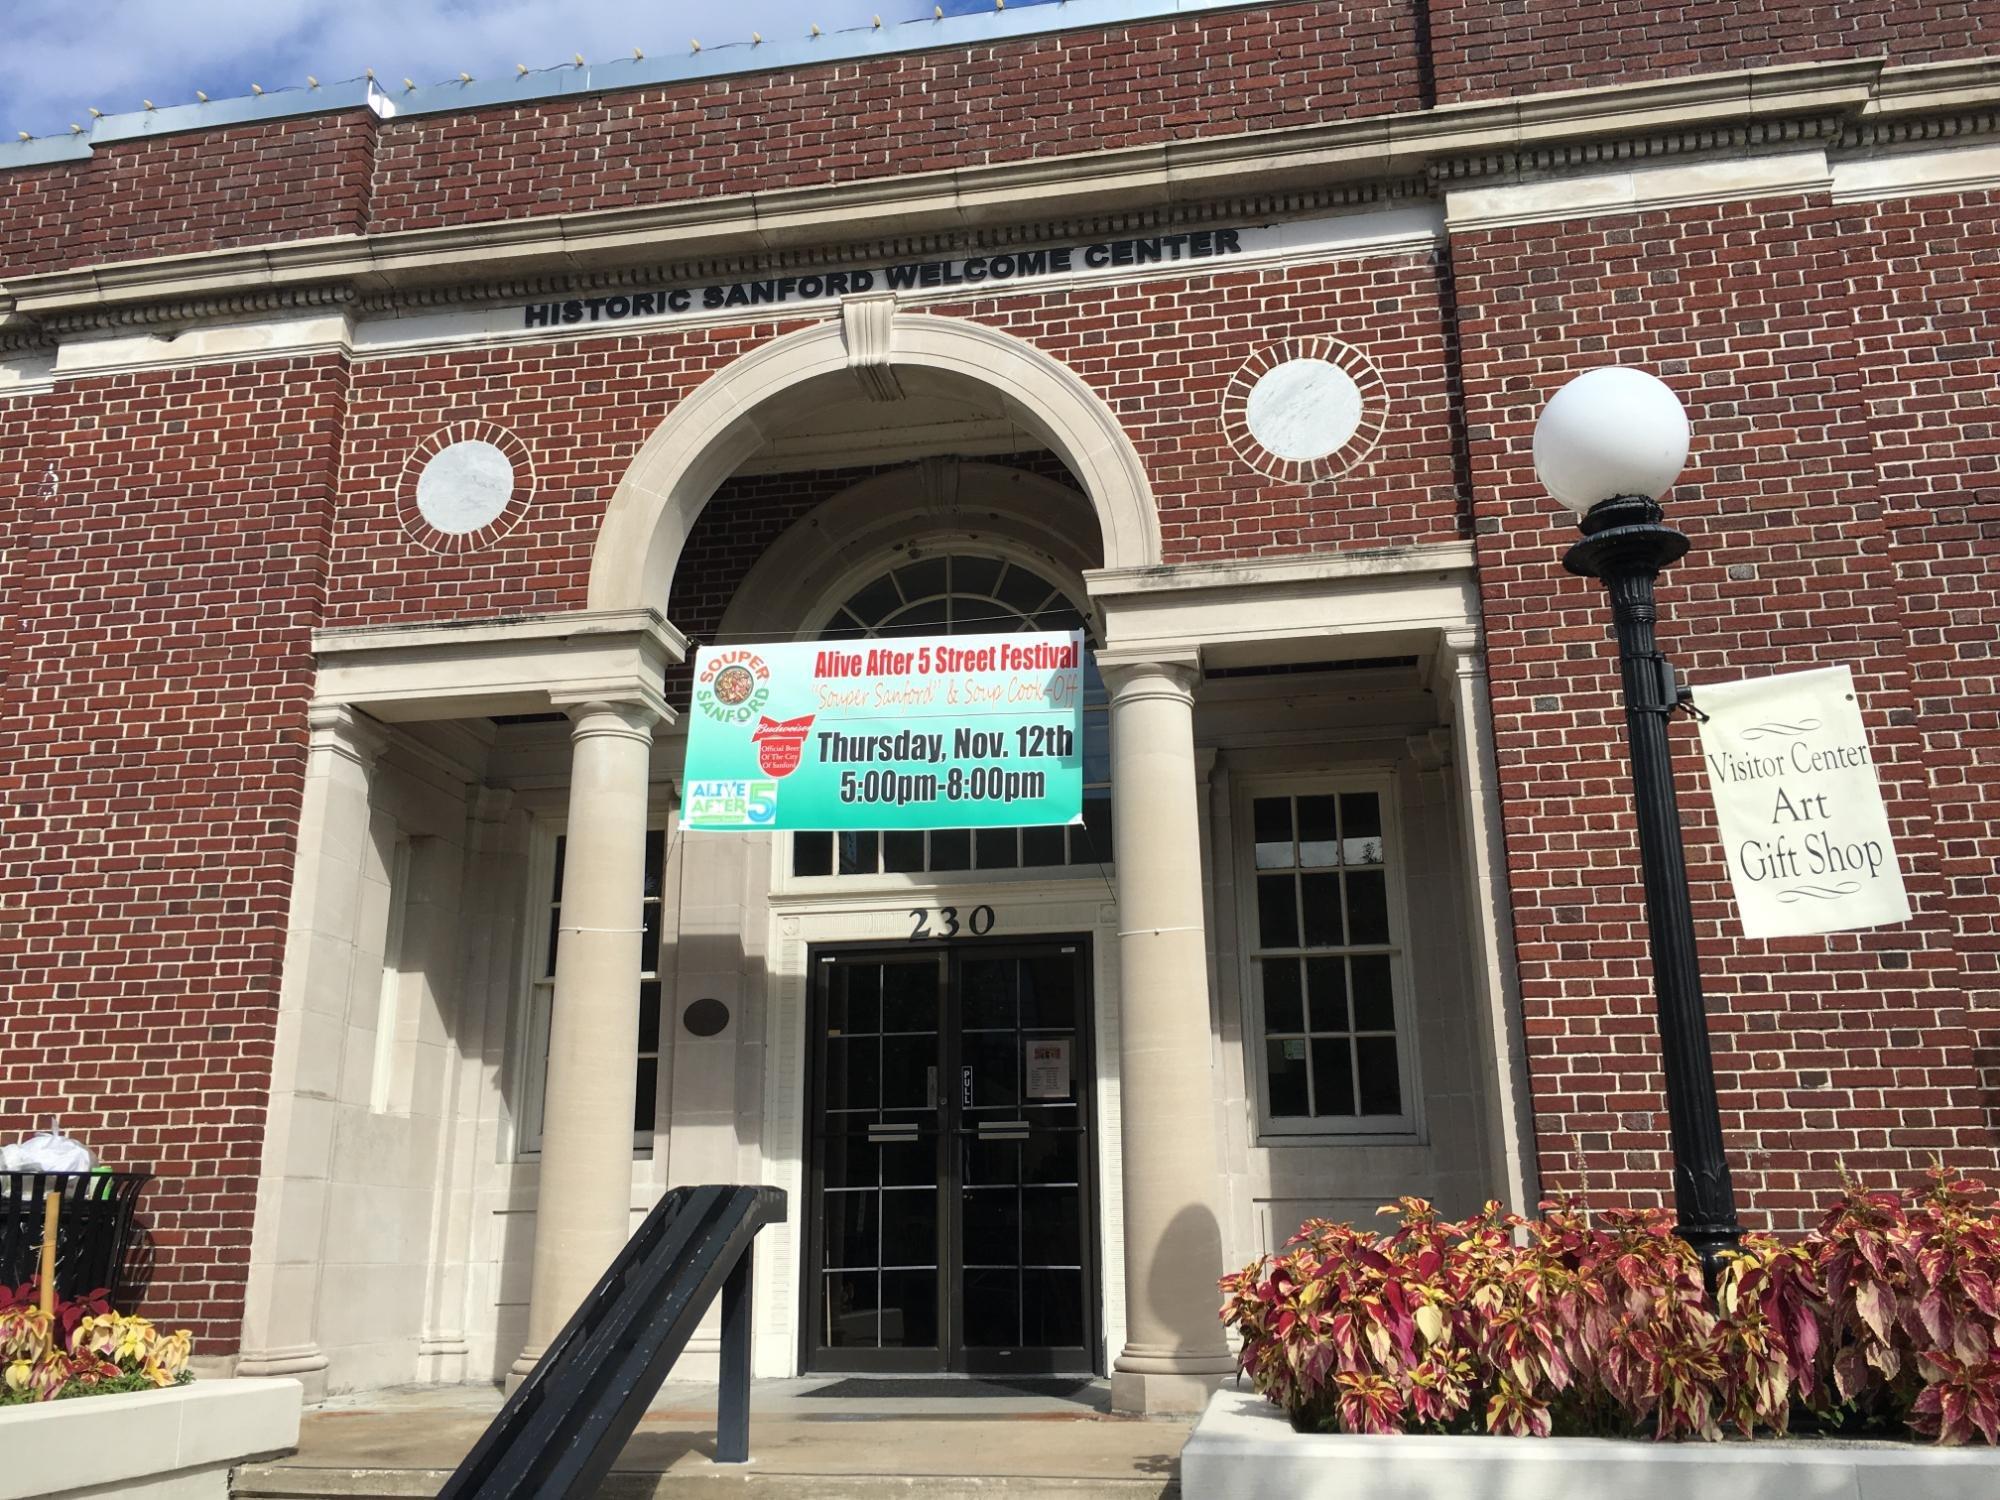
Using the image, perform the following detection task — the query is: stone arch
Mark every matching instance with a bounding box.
[586,312,1160,612]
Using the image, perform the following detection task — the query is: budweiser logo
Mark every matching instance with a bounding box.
[751,713,815,777]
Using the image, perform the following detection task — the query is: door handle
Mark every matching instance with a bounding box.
[867,1122,919,1144]
[976,1119,1030,1141]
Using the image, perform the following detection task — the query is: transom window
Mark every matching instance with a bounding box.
[1246,786,1415,1134]
[521,828,665,1153]
[792,553,1111,878]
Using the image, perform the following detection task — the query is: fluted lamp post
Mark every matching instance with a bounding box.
[1533,367,1744,1287]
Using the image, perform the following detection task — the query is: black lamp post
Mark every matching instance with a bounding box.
[1533,368,1744,1288]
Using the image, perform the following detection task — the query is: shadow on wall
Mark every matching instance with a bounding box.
[1145,1202,1226,1354]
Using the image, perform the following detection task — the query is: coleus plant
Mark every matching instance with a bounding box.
[1219,1166,2000,1444]
[0,1284,192,1404]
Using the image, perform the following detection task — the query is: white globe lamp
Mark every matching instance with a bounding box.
[1533,366,1690,516]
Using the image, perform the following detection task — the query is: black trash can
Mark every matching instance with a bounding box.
[1,1170,152,1306]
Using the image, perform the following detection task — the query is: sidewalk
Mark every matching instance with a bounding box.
[233,1377,1194,1498]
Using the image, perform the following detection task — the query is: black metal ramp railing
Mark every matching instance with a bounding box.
[438,1183,788,1500]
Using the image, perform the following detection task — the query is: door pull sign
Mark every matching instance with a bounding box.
[961,1065,975,1108]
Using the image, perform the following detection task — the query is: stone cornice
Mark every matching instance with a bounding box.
[6,55,2000,338]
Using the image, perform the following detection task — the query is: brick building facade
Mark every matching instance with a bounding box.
[2,0,1996,1412]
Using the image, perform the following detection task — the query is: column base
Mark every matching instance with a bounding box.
[505,1342,545,1395]
[236,1343,329,1404]
[1111,1366,1231,1416]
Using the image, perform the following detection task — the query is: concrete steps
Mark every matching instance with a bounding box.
[232,1465,1179,1499]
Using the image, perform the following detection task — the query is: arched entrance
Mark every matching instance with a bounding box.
[524,308,1234,1413]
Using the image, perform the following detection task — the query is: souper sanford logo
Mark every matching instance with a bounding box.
[695,650,772,723]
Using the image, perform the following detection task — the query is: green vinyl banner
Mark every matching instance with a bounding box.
[680,631,1085,832]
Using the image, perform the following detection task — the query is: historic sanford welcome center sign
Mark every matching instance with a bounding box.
[519,229,1249,330]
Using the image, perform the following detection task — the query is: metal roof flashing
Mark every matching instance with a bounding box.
[0,0,1252,171]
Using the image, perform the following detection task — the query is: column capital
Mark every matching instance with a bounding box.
[1095,646,1201,703]
[1439,623,1485,671]
[555,697,668,744]
[305,701,388,767]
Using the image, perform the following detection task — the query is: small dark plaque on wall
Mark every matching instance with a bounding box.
[683,998,730,1038]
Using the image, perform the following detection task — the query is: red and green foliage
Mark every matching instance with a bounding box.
[1220,1167,2000,1444]
[0,1284,191,1406]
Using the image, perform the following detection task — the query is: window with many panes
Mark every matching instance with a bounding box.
[1247,785,1415,1134]
[790,553,1112,879]
[520,827,667,1153]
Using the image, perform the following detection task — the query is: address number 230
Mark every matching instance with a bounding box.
[908,905,996,940]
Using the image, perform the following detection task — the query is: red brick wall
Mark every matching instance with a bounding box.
[325,252,1463,626]
[0,356,346,1345]
[1427,0,2000,104]
[0,114,374,280]
[361,2,1419,234]
[1450,191,1999,1230]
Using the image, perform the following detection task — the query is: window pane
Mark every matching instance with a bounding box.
[848,573,903,622]
[838,831,880,876]
[1261,958,1304,1033]
[1350,955,1396,1031]
[1300,872,1343,947]
[551,835,567,898]
[793,831,833,877]
[1022,825,1067,867]
[897,557,949,604]
[1256,875,1299,948]
[883,598,950,635]
[930,829,971,871]
[544,904,561,978]
[1075,798,1113,865]
[974,828,1020,870]
[881,963,936,1033]
[638,981,660,1054]
[1304,957,1347,1033]
[1345,869,1390,946]
[995,563,1054,614]
[643,831,665,895]
[1266,1039,1309,1116]
[1311,1037,1356,1117]
[1297,796,1339,868]
[1252,797,1293,870]
[1357,1037,1402,1115]
[829,966,881,1037]
[1341,792,1384,865]
[882,829,926,873]
[633,1056,658,1131]
[953,555,1003,597]
[640,901,661,973]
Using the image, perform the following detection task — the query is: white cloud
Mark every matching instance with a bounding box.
[0,0,978,136]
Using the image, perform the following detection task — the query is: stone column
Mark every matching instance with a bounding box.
[1098,650,1236,1415]
[238,703,386,1399]
[1439,627,1539,1216]
[510,699,661,1379]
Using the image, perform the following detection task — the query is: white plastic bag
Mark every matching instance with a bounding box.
[0,1130,94,1173]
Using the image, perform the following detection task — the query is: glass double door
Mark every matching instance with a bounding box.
[804,941,1097,1375]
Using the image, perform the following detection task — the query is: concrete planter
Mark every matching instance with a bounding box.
[0,1377,302,1500]
[1183,1384,2000,1500]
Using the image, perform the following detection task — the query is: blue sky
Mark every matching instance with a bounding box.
[0,0,1063,139]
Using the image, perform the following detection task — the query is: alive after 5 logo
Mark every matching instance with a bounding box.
[685,779,780,827]
[695,650,771,723]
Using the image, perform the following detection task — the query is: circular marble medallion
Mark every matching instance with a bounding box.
[1223,339,1386,484]
[397,423,535,554]
[1246,359,1363,462]
[416,440,516,534]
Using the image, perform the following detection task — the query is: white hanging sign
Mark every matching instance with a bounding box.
[1696,664,1910,939]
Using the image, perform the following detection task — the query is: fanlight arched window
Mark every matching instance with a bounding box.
[791,552,1112,878]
